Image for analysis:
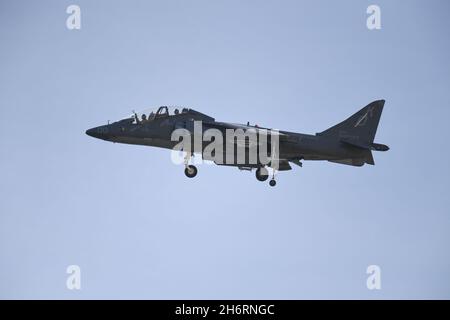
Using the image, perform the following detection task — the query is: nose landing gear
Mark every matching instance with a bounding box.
[184,153,197,178]
[255,167,269,182]
[184,165,198,178]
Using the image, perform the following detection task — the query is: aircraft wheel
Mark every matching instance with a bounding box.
[269,179,276,187]
[255,167,269,182]
[184,165,197,178]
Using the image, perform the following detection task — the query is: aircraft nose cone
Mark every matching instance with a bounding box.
[85,128,95,137]
[86,126,109,140]
[86,128,100,138]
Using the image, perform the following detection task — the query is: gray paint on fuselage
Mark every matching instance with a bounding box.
[86,101,388,168]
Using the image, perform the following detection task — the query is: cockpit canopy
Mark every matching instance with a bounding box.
[129,106,190,124]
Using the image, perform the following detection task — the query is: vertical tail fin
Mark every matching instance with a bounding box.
[319,100,385,144]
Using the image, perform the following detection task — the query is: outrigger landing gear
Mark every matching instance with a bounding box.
[255,167,269,182]
[184,153,197,178]
[269,168,277,187]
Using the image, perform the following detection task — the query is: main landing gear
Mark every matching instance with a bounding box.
[256,167,277,187]
[255,167,269,182]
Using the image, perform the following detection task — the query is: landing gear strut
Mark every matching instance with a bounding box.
[255,167,269,182]
[184,153,197,178]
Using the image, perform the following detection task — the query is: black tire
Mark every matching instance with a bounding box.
[184,165,198,178]
[269,179,276,187]
[256,167,269,182]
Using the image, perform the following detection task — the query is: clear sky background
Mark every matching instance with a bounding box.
[1,0,449,299]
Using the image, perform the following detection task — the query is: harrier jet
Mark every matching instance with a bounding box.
[86,100,389,186]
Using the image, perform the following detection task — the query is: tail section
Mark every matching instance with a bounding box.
[319,100,385,144]
[320,100,388,166]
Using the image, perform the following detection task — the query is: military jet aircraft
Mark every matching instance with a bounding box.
[86,100,389,186]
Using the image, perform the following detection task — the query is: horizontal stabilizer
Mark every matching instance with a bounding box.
[341,138,371,150]
[371,143,390,151]
[341,138,389,152]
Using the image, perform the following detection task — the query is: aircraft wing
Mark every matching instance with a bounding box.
[203,121,289,144]
[204,121,286,134]
[200,121,293,170]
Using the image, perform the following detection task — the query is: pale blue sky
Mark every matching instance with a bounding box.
[1,0,449,299]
